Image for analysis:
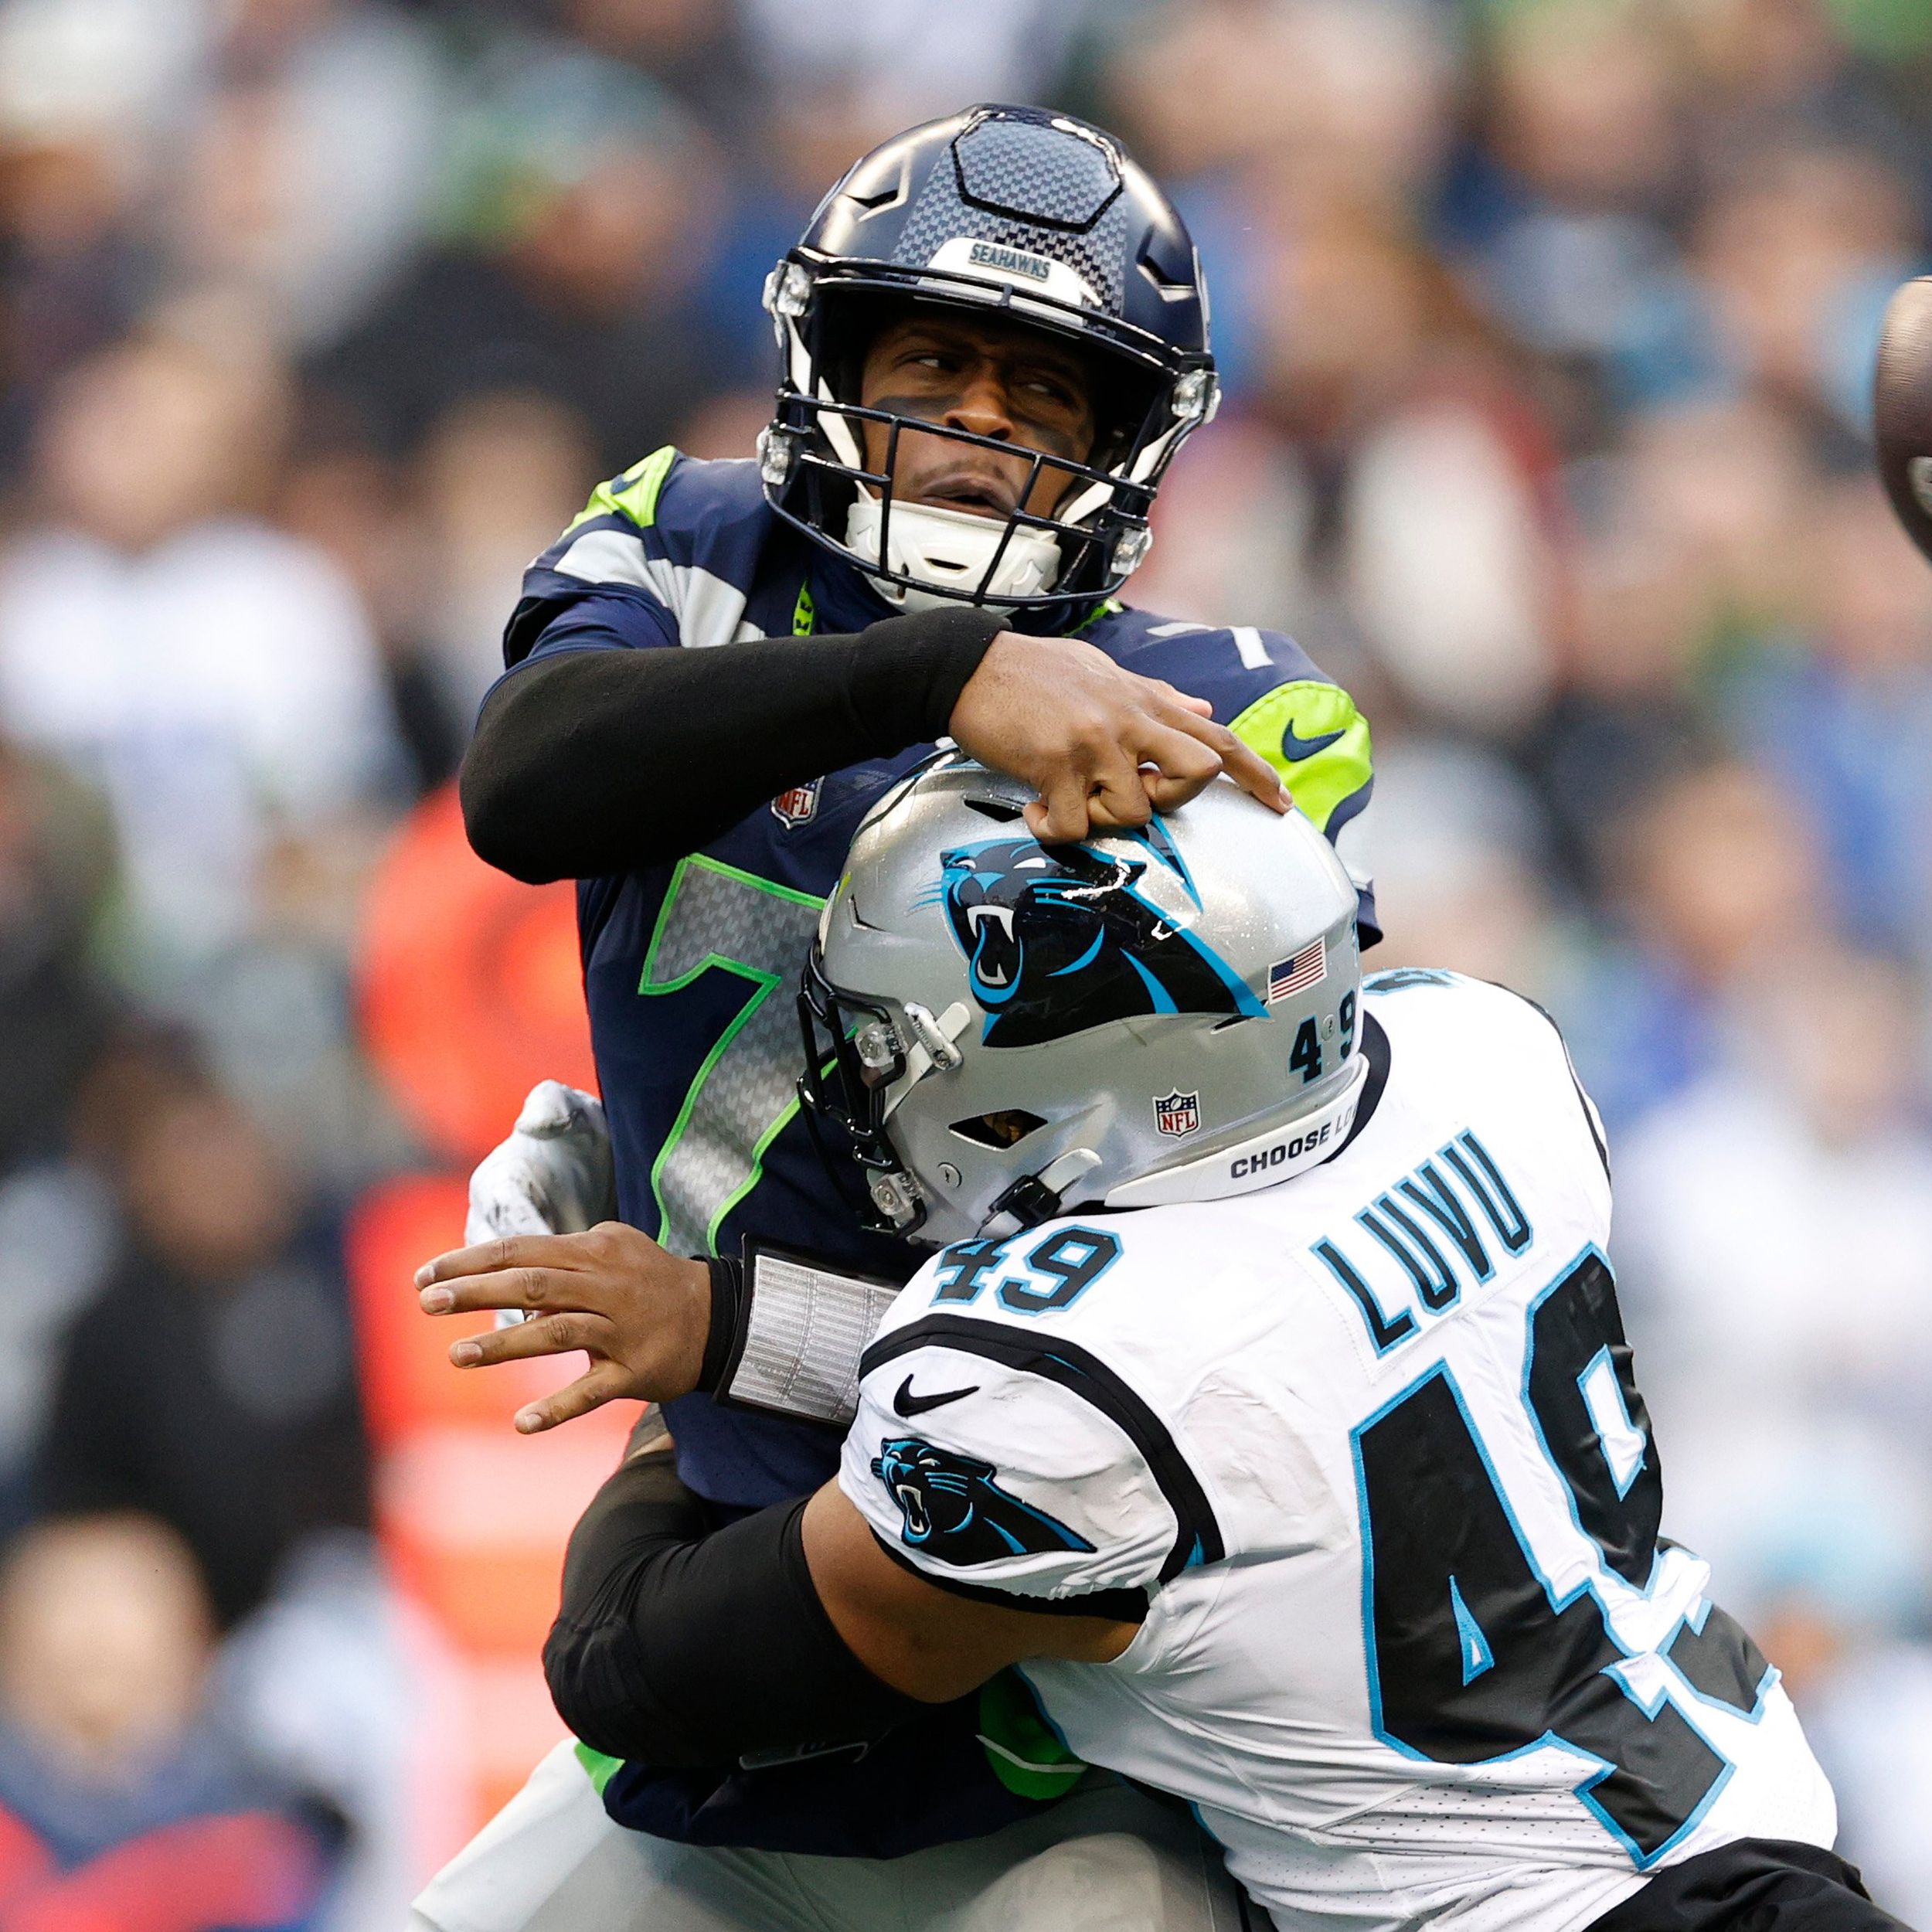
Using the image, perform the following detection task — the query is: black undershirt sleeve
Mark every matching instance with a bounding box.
[461,605,1006,883]
[543,1451,923,1768]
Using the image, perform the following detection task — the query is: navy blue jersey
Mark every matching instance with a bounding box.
[499,448,1377,1509]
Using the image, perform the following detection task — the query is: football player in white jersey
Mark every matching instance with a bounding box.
[420,761,1906,1932]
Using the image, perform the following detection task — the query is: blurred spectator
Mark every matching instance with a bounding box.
[1614,940,1932,1631]
[560,0,759,139]
[1106,0,1458,223]
[1804,1634,1932,1923]
[1138,201,1566,733]
[220,1536,419,1932]
[311,44,723,474]
[277,431,470,798]
[1341,375,1563,734]
[172,0,451,348]
[1556,757,1827,1128]
[1724,474,1932,958]
[738,0,1096,128]
[1614,757,1830,994]
[0,742,115,1175]
[1359,737,1575,1000]
[1447,0,1706,428]
[1691,138,1917,443]
[1527,395,1817,891]
[1675,0,1916,160]
[0,743,121,1532]
[0,0,200,461]
[38,1066,369,1631]
[415,389,597,720]
[0,1512,341,1930]
[0,330,406,985]
[1128,413,1321,639]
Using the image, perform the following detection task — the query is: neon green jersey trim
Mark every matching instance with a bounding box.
[976,1670,1087,1801]
[1068,597,1123,635]
[574,1741,622,1794]
[566,444,679,536]
[793,583,816,636]
[577,1679,1083,1805]
[1228,679,1373,834]
[638,855,826,1257]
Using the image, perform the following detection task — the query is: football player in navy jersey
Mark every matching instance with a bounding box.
[412,104,1376,1932]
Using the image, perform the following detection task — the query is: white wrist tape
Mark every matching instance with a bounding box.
[716,1240,906,1429]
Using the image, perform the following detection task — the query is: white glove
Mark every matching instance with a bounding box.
[465,1081,617,1326]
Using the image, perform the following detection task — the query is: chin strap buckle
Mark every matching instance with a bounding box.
[981,1148,1103,1237]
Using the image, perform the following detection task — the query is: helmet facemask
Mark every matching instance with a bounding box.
[798,947,1110,1243]
[760,260,1213,614]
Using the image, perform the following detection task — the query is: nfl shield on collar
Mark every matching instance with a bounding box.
[759,103,1219,614]
[797,757,1362,1245]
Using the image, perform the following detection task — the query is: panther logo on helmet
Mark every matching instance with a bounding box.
[925,825,1267,1048]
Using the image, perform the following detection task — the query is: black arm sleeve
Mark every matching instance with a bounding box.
[543,1452,923,1767]
[461,604,1005,883]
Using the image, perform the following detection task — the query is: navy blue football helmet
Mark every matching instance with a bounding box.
[759,104,1219,615]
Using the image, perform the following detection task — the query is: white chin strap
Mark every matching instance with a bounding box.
[1105,1053,1372,1211]
[846,495,1063,614]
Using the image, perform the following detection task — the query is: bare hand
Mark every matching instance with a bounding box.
[948,632,1289,843]
[415,1223,710,1434]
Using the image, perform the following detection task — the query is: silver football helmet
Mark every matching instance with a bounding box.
[798,757,1366,1244]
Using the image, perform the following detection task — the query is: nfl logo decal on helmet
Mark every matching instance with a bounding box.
[772,781,821,828]
[1154,1090,1200,1139]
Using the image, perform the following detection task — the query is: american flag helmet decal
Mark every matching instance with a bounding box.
[1267,939,1326,1003]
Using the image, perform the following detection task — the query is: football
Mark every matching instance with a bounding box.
[1874,274,1932,563]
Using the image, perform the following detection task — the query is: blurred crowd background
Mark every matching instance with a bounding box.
[2,0,1931,1923]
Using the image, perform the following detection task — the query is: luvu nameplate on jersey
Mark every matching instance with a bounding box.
[1311,1131,1533,1353]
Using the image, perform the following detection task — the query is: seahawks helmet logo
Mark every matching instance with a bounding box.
[925,823,1265,1048]
[873,1437,1094,1564]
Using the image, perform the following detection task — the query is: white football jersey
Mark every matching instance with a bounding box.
[840,971,1835,1932]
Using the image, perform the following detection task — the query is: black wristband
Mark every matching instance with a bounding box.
[849,605,1008,747]
[696,1257,744,1396]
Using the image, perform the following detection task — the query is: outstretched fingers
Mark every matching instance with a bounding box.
[513,1361,636,1435]
[420,1263,604,1318]
[417,1231,598,1291]
[447,1309,614,1370]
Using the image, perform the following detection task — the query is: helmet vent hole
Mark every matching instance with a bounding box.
[964,796,1026,822]
[950,1109,1047,1149]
